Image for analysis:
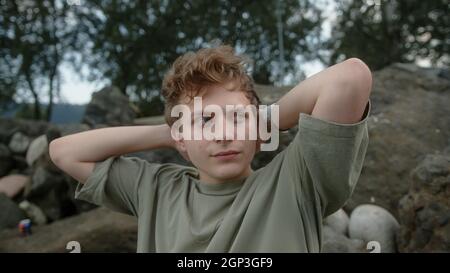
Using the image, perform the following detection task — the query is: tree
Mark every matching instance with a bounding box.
[70,0,325,115]
[327,0,449,70]
[1,0,326,119]
[0,0,73,120]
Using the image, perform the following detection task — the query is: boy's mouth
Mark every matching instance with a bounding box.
[213,150,240,156]
[212,150,241,160]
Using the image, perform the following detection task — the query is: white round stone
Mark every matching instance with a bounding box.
[349,204,400,253]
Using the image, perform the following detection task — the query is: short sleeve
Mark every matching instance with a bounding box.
[284,100,371,217]
[74,156,162,216]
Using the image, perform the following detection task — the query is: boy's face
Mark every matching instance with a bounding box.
[174,82,258,184]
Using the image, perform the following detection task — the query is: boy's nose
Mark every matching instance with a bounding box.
[213,119,236,142]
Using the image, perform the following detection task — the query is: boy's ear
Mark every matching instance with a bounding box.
[175,138,186,151]
[175,139,191,162]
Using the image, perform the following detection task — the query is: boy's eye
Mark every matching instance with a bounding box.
[202,116,212,124]
[191,115,212,126]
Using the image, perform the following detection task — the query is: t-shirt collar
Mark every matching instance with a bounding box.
[187,169,247,195]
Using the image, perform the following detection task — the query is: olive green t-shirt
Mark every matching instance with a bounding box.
[75,101,371,253]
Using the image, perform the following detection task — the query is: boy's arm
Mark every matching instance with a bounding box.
[49,124,174,184]
[275,58,372,130]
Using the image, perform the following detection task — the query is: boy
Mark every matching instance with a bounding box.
[49,45,372,252]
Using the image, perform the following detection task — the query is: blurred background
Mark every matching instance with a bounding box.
[0,0,449,253]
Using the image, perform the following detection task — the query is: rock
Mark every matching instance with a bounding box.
[348,204,399,253]
[345,63,450,216]
[26,134,60,173]
[64,176,98,214]
[45,127,62,143]
[25,166,75,221]
[25,136,97,217]
[0,193,26,230]
[410,154,449,184]
[8,132,31,154]
[0,207,137,252]
[0,144,13,177]
[324,209,350,236]
[11,154,29,173]
[0,117,51,139]
[55,123,90,137]
[0,174,29,198]
[26,135,48,167]
[82,86,136,127]
[396,152,450,252]
[27,166,62,197]
[18,200,47,225]
[322,225,365,253]
[392,63,450,92]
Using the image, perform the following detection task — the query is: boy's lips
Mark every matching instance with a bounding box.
[212,150,241,160]
[212,150,240,157]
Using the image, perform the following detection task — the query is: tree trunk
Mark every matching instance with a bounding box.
[46,73,54,122]
[25,72,41,120]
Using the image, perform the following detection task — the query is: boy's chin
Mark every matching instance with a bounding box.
[210,166,248,180]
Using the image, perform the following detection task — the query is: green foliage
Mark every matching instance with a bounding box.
[136,95,165,118]
[70,0,324,104]
[1,0,448,121]
[327,0,449,70]
[2,0,326,118]
[0,0,74,120]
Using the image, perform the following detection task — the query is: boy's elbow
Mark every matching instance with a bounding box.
[49,138,66,167]
[344,58,373,98]
[49,138,93,185]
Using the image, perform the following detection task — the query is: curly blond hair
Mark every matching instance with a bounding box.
[161,44,260,126]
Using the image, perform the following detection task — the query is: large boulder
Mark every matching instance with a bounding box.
[348,204,399,253]
[0,193,26,230]
[82,86,136,127]
[344,63,450,216]
[0,207,137,252]
[396,151,450,252]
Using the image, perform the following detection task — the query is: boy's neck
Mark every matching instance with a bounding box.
[198,167,253,185]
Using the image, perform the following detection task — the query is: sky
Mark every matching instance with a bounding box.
[57,64,103,104]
